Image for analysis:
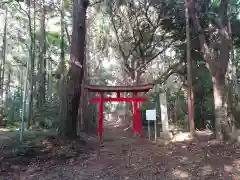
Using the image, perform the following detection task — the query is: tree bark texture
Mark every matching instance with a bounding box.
[60,0,89,138]
[188,0,232,140]
[37,0,46,125]
[27,0,36,129]
[185,0,195,135]
[0,8,8,126]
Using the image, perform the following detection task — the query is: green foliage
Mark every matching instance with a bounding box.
[138,92,157,124]
[34,95,60,128]
[139,92,158,111]
[171,90,188,119]
[33,31,68,51]
[46,31,68,48]
[2,0,240,135]
[3,88,23,127]
[194,63,214,129]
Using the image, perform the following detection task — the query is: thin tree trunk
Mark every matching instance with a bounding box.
[0,8,8,126]
[5,66,10,104]
[10,91,15,121]
[47,59,52,98]
[20,59,30,141]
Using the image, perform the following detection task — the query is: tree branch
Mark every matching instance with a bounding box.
[187,0,214,70]
[135,40,175,72]
[207,12,230,40]
[110,13,132,73]
[126,5,141,68]
[89,0,103,7]
[17,1,33,41]
[64,25,71,44]
[153,59,185,85]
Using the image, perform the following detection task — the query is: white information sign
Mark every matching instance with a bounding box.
[146,109,156,121]
[146,109,157,141]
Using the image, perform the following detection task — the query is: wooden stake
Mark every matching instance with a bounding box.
[148,120,151,140]
[97,136,102,160]
[154,118,157,142]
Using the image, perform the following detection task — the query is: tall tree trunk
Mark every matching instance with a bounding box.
[5,66,10,104]
[188,0,231,140]
[59,0,89,138]
[20,58,30,141]
[212,74,230,140]
[185,0,195,135]
[27,0,35,129]
[213,0,231,140]
[235,69,240,128]
[58,0,66,132]
[79,19,89,132]
[47,59,52,98]
[37,0,46,124]
[0,8,8,126]
[227,20,236,131]
[122,61,128,122]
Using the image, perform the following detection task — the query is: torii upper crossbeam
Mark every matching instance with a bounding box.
[85,84,153,138]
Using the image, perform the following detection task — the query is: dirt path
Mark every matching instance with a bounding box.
[0,131,11,146]
[1,120,240,180]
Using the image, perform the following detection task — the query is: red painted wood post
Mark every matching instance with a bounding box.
[98,92,104,137]
[117,92,120,98]
[90,97,147,102]
[132,92,138,133]
[133,92,142,135]
[136,108,142,135]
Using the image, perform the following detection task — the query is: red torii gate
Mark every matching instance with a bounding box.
[85,84,153,138]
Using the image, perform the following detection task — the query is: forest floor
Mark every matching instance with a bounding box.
[0,120,240,180]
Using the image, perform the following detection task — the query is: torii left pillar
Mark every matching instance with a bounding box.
[98,92,104,137]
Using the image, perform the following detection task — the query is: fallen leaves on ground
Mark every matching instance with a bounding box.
[0,122,240,180]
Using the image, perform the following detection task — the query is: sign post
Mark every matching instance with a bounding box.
[146,109,157,141]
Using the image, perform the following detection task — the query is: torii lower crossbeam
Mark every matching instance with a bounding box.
[85,84,153,138]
